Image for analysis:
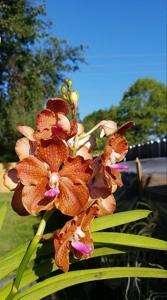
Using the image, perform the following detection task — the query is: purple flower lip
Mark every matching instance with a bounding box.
[71,240,92,254]
[44,188,60,198]
[111,163,129,171]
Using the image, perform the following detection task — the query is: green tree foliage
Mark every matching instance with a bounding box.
[118,78,167,144]
[0,0,85,161]
[82,78,167,150]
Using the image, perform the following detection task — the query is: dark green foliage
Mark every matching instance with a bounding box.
[0,0,85,161]
[118,78,167,144]
[82,78,167,149]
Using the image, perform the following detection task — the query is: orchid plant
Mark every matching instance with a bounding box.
[1,80,167,300]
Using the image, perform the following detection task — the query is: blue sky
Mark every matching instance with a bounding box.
[45,0,166,119]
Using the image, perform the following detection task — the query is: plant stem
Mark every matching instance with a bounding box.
[6,210,54,300]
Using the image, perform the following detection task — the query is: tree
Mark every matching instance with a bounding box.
[118,78,167,144]
[0,0,85,161]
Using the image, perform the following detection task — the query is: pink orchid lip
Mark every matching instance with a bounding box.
[71,240,92,254]
[44,188,60,198]
[111,164,129,171]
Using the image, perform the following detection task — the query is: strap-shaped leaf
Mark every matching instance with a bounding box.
[0,247,126,299]
[92,232,167,251]
[0,209,151,279]
[0,203,7,230]
[0,240,53,280]
[90,209,151,232]
[15,267,167,300]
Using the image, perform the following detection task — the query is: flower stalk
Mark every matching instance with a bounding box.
[6,210,54,300]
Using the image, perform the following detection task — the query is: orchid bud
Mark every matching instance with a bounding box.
[61,85,67,95]
[65,79,72,90]
[70,90,79,109]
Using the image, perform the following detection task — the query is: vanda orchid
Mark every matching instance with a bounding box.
[4,80,167,300]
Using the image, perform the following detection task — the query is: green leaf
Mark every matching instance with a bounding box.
[92,232,167,251]
[0,240,53,280]
[0,209,149,279]
[0,203,7,230]
[15,267,167,300]
[0,247,126,299]
[90,209,151,232]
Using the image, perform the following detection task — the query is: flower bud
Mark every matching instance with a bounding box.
[65,79,72,90]
[70,90,79,109]
[61,85,67,95]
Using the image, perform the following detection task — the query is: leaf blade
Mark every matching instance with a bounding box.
[90,209,151,232]
[15,267,167,300]
[92,232,167,251]
[0,203,7,231]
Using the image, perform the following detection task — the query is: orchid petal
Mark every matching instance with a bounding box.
[44,188,60,198]
[52,113,71,139]
[47,98,69,115]
[22,177,54,215]
[59,156,92,183]
[15,137,36,160]
[99,120,117,137]
[16,125,35,141]
[111,163,129,170]
[71,240,92,254]
[3,168,18,191]
[56,177,89,216]
[36,109,55,132]
[38,139,68,172]
[16,156,48,186]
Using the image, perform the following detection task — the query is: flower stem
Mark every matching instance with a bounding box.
[6,210,54,300]
[78,122,102,141]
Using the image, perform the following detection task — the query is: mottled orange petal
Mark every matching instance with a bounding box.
[12,183,29,216]
[38,139,68,172]
[104,166,123,187]
[78,205,99,231]
[59,156,92,183]
[47,98,69,115]
[34,128,52,141]
[16,125,35,141]
[52,113,71,139]
[22,177,54,215]
[36,109,55,131]
[56,177,89,216]
[117,121,134,135]
[3,168,18,191]
[96,194,116,216]
[16,156,48,186]
[54,234,70,272]
[15,137,36,160]
[53,220,76,272]
[103,133,128,163]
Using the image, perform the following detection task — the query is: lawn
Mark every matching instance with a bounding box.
[0,193,39,257]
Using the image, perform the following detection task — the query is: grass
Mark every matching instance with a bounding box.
[0,193,39,257]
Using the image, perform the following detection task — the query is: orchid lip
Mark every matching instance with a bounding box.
[44,188,60,198]
[111,164,129,171]
[71,240,92,254]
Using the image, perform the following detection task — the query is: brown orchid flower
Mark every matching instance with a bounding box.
[54,204,98,272]
[87,121,134,216]
[6,139,92,217]
[34,98,77,141]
